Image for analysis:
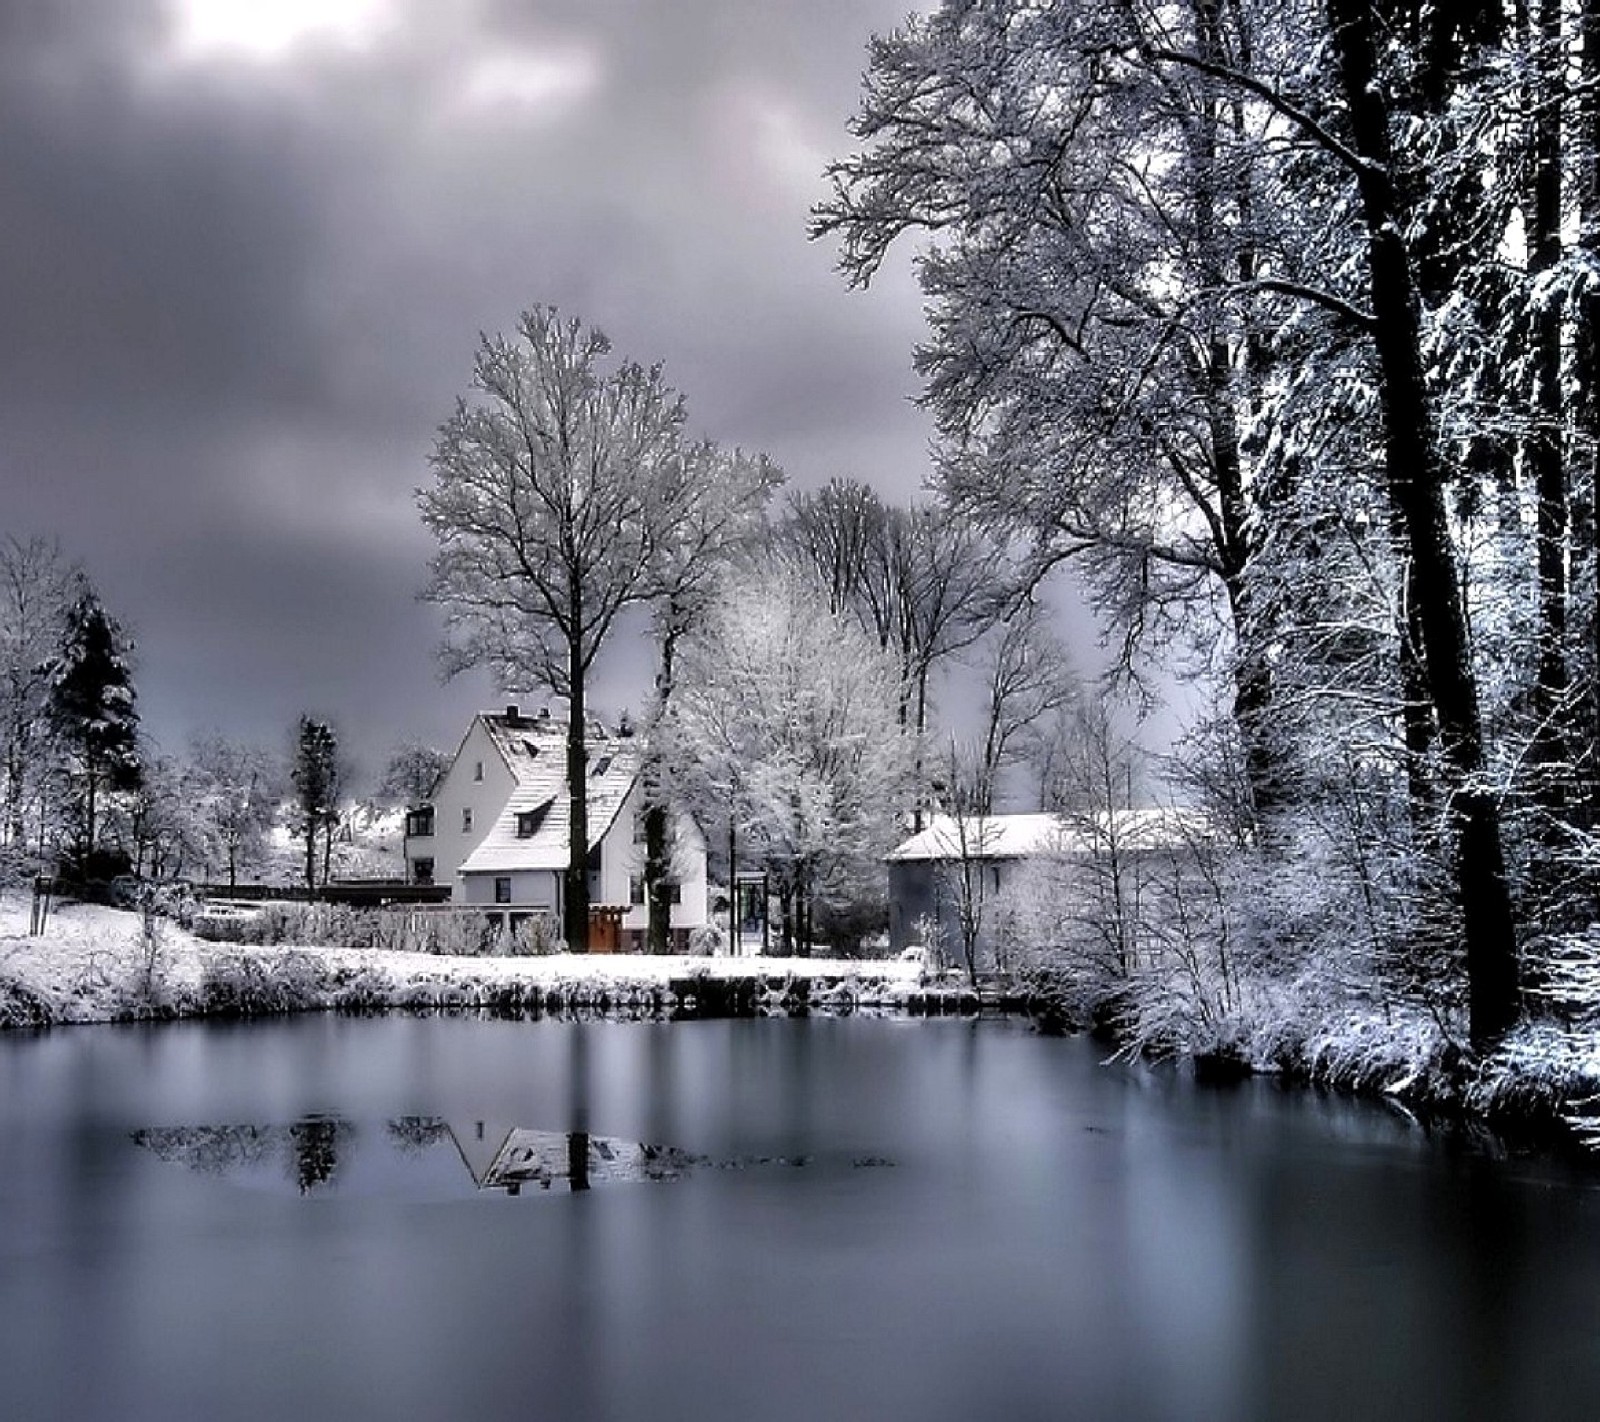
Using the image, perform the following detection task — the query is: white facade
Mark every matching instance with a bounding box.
[404,707,708,941]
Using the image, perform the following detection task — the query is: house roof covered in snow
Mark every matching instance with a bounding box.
[456,711,640,876]
[887,809,1209,864]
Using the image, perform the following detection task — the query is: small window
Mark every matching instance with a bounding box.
[631,876,680,906]
[494,876,512,905]
[473,760,484,782]
[411,858,434,886]
[462,806,474,834]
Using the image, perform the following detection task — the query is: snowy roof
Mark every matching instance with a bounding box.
[887,809,1208,863]
[458,713,639,875]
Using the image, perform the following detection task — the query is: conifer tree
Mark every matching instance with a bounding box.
[46,583,142,876]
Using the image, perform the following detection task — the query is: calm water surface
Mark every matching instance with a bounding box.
[2,1014,1598,1421]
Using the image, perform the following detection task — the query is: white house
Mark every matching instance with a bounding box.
[403,705,708,949]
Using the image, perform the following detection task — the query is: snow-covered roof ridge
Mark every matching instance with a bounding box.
[887,808,1210,863]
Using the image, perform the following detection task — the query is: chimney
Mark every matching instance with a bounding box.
[504,703,521,727]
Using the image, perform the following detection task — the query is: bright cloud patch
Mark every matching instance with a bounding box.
[451,46,603,119]
[167,0,393,62]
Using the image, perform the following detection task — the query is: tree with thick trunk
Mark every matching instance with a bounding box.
[420,307,693,951]
[1324,0,1520,1045]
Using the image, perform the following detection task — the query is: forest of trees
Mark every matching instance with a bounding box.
[0,535,449,891]
[803,0,1600,1054]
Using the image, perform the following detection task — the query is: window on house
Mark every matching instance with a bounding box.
[631,876,680,906]
[462,806,474,833]
[473,760,484,781]
[591,755,613,778]
[411,858,434,886]
[494,876,512,905]
[406,808,434,838]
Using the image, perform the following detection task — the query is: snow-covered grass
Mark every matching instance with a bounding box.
[0,892,922,1029]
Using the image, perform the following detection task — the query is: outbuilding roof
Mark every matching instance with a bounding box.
[887,809,1209,863]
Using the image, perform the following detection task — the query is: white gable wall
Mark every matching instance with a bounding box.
[426,719,518,890]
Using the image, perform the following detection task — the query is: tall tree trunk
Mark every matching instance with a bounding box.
[1194,0,1279,829]
[645,623,679,955]
[1579,0,1600,812]
[564,592,591,953]
[1326,0,1520,1046]
[1529,0,1570,811]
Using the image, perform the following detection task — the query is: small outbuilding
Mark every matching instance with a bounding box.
[886,809,1205,956]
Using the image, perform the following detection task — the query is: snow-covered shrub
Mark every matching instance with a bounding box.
[198,951,329,1016]
[688,924,723,957]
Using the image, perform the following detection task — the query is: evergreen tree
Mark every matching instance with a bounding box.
[291,716,339,892]
[46,582,142,876]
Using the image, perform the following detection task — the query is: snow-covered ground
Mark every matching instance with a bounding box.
[0,892,922,1028]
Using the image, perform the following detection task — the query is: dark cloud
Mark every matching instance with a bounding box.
[0,0,935,774]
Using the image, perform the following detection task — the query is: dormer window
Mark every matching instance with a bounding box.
[592,755,613,778]
[516,802,552,839]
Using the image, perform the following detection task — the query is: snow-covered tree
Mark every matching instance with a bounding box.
[972,600,1078,815]
[640,442,782,952]
[376,740,449,810]
[192,734,280,888]
[420,306,700,950]
[657,569,913,954]
[0,535,76,853]
[46,582,142,876]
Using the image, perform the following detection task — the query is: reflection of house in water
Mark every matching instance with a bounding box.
[447,1122,693,1194]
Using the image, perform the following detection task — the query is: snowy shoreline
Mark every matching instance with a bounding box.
[0,895,929,1029]
[5,895,1599,1158]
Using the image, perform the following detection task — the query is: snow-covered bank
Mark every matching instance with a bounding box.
[8,895,1599,1154]
[1037,974,1600,1154]
[0,894,923,1028]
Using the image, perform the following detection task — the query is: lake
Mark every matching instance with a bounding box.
[2,1013,1598,1421]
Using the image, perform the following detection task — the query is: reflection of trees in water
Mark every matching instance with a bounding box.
[385,1115,451,1154]
[288,1116,350,1195]
[132,1117,356,1194]
[133,1124,281,1174]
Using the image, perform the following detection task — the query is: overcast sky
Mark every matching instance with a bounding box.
[1,0,941,779]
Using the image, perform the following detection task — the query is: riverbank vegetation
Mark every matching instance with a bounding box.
[0,895,921,1031]
[814,0,1600,1131]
